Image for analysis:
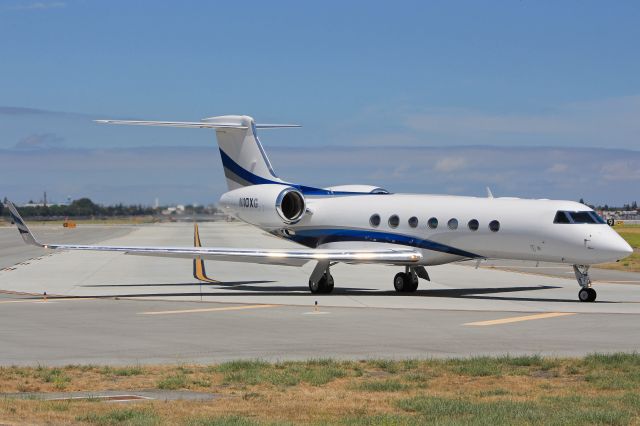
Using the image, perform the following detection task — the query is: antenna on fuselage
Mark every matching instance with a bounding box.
[486,187,494,198]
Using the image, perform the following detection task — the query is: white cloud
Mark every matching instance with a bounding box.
[547,163,569,174]
[600,160,640,181]
[2,145,637,206]
[350,95,640,149]
[434,157,467,173]
[14,133,64,150]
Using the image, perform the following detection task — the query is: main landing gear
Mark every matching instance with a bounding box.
[309,271,334,294]
[308,260,334,294]
[393,266,430,293]
[574,264,596,302]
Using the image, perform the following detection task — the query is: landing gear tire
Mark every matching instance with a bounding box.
[393,272,419,293]
[393,273,406,292]
[578,287,596,303]
[574,265,596,302]
[309,273,334,294]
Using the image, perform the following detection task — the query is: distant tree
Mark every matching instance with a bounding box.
[69,198,99,216]
[579,198,586,205]
[604,204,609,211]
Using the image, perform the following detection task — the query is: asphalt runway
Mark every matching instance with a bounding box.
[1,221,639,365]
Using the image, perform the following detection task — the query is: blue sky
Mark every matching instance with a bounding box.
[1,1,639,205]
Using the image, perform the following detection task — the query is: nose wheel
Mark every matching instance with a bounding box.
[574,265,596,302]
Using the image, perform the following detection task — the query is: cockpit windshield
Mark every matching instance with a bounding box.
[554,210,606,224]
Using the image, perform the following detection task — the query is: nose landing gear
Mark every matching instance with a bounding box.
[574,265,596,302]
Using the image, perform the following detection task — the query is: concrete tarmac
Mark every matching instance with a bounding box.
[1,221,639,365]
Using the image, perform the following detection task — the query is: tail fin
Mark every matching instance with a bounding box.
[205,115,288,190]
[96,115,300,191]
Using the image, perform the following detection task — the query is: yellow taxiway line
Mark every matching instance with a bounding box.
[464,312,575,326]
[139,304,278,315]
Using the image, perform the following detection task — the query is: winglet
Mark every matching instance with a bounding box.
[193,223,218,283]
[4,201,43,247]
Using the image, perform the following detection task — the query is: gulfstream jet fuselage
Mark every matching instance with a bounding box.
[6,115,632,302]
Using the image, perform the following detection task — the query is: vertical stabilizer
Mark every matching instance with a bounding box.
[203,115,285,190]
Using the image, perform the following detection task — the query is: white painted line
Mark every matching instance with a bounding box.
[139,304,278,315]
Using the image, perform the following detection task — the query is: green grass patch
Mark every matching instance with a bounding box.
[369,359,400,374]
[36,367,71,389]
[617,231,640,248]
[77,408,160,425]
[477,388,510,397]
[214,360,270,373]
[101,366,144,376]
[445,357,504,377]
[185,416,260,426]
[337,413,416,425]
[216,359,347,387]
[396,395,633,425]
[156,373,188,390]
[585,372,640,390]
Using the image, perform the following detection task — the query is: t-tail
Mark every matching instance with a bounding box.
[95,115,300,191]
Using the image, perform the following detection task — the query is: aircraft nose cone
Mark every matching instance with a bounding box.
[598,232,633,262]
[585,229,633,263]
[620,240,634,257]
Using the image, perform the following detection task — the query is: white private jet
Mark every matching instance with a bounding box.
[6,115,632,302]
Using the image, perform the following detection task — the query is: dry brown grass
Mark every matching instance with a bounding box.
[0,355,639,425]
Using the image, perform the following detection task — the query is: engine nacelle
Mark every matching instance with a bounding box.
[219,184,306,227]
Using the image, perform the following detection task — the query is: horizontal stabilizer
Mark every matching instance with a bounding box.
[254,124,301,129]
[95,119,300,130]
[94,120,248,129]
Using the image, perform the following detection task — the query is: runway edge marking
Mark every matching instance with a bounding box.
[139,304,278,315]
[464,312,575,326]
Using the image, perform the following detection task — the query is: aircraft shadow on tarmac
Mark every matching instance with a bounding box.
[81,280,275,288]
[75,282,616,303]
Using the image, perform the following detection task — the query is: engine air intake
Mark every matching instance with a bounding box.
[276,188,306,223]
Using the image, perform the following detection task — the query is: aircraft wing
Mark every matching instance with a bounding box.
[5,201,421,267]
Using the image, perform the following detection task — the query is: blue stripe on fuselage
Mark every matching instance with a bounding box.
[277,228,481,259]
[218,149,380,197]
